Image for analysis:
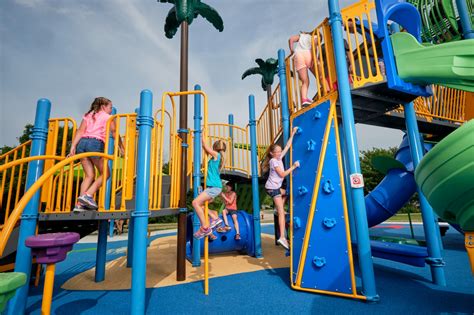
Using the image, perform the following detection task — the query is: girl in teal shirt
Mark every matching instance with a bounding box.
[193,136,227,239]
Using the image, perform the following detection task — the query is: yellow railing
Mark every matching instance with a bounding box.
[41,118,77,204]
[256,86,283,160]
[341,0,384,88]
[207,123,252,177]
[0,152,114,256]
[0,141,32,228]
[390,85,469,123]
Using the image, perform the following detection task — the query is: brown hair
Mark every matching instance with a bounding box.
[86,97,111,120]
[212,140,227,171]
[261,144,280,174]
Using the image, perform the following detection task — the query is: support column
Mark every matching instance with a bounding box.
[192,85,202,267]
[8,99,51,315]
[456,0,474,39]
[228,114,234,169]
[130,90,153,315]
[96,107,117,282]
[277,49,291,167]
[249,95,262,258]
[404,101,446,286]
[328,0,378,301]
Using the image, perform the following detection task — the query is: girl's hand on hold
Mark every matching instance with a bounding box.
[293,161,300,168]
[292,127,298,135]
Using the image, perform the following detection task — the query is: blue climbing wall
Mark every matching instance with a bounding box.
[290,98,357,296]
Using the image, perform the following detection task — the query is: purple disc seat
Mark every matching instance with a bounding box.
[25,232,80,264]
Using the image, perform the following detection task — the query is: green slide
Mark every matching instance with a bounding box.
[391,32,474,92]
[415,119,474,273]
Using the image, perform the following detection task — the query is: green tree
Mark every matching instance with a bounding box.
[359,147,398,194]
[242,58,279,138]
[18,124,34,144]
[360,147,419,213]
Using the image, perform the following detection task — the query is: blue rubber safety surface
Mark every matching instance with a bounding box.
[22,224,474,314]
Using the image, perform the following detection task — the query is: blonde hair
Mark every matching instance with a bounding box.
[212,140,226,171]
[261,144,280,174]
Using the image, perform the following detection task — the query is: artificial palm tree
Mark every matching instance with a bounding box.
[158,0,223,282]
[242,58,279,139]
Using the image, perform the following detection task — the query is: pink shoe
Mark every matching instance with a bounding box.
[193,227,213,239]
[301,98,312,107]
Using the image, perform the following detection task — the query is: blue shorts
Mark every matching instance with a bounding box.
[225,209,238,216]
[204,187,222,198]
[266,188,282,198]
[76,137,105,159]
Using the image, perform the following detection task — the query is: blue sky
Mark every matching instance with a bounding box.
[0,0,402,150]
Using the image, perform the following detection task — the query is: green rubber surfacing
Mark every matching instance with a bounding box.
[415,119,474,231]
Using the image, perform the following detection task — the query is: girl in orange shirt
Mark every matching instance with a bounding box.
[217,182,241,240]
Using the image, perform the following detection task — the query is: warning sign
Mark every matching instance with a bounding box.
[350,173,364,188]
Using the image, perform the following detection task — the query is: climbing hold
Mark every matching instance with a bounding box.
[323,217,337,228]
[294,217,302,230]
[296,127,303,135]
[313,256,326,268]
[313,111,321,119]
[307,139,316,151]
[322,180,335,194]
[298,186,308,195]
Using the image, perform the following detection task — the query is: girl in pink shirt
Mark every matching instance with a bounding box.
[69,97,123,210]
[263,127,299,250]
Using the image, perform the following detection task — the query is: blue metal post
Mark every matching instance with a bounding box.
[228,114,235,169]
[96,107,117,281]
[278,49,291,168]
[7,99,51,315]
[130,90,153,315]
[456,0,474,39]
[404,102,446,286]
[249,95,262,258]
[127,107,140,268]
[192,85,202,267]
[328,0,378,301]
[339,125,357,242]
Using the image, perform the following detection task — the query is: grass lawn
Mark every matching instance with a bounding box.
[386,213,422,223]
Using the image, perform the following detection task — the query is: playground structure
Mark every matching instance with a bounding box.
[0,0,473,313]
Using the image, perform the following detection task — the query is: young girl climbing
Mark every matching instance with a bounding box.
[69,97,124,210]
[192,135,227,239]
[263,127,300,250]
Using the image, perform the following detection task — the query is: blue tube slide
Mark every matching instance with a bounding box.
[186,211,255,259]
[365,135,429,227]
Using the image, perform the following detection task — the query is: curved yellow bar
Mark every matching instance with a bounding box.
[0,155,64,172]
[0,152,113,256]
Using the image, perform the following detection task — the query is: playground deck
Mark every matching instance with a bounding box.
[22,223,474,314]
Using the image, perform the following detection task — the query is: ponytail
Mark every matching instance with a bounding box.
[87,97,111,120]
[212,140,227,171]
[261,144,279,174]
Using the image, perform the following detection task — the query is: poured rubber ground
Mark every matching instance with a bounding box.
[22,224,474,314]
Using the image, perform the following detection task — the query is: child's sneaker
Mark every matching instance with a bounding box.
[301,98,312,108]
[73,203,88,212]
[235,234,241,241]
[194,227,213,239]
[78,194,98,209]
[209,233,217,241]
[216,225,232,233]
[210,218,223,229]
[277,238,290,250]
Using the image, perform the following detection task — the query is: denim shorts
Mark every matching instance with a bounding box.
[76,137,105,159]
[225,209,238,216]
[266,188,282,198]
[204,187,222,198]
